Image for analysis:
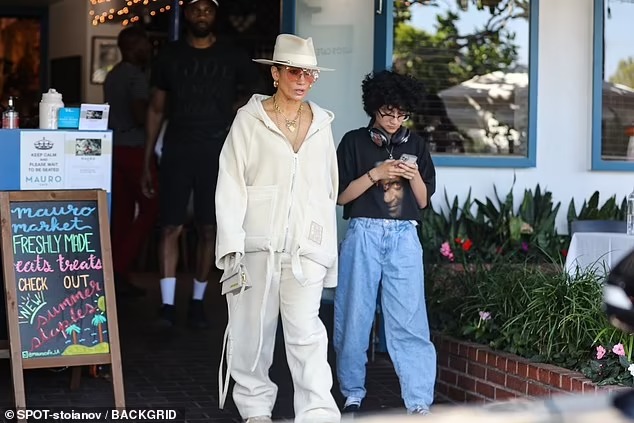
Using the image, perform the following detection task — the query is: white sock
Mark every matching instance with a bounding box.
[193,279,207,300]
[160,277,176,305]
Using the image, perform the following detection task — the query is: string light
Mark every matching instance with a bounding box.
[89,0,183,27]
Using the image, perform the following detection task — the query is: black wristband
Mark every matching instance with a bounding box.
[367,171,378,184]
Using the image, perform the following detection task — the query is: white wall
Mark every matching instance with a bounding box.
[295,0,375,239]
[296,0,374,144]
[435,0,632,233]
[48,0,120,104]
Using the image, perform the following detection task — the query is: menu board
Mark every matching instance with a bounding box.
[9,200,110,359]
[0,190,125,413]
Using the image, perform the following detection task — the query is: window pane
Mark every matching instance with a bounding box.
[600,0,634,161]
[394,0,531,156]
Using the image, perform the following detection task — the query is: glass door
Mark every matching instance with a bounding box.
[283,0,390,142]
[281,0,388,240]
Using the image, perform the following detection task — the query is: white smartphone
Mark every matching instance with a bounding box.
[400,153,418,165]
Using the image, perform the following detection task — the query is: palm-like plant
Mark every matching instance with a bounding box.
[92,314,107,344]
[65,324,81,344]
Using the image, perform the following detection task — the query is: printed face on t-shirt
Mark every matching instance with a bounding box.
[381,177,404,218]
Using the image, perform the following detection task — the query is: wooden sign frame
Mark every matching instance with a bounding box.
[0,190,124,412]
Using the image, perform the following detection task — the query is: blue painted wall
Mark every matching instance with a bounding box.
[0,130,21,190]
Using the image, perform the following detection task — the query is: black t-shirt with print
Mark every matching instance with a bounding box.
[151,37,261,150]
[337,127,436,221]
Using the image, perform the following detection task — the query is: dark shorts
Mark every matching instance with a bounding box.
[158,145,221,227]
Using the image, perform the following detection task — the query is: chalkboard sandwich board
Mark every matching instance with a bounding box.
[0,190,124,412]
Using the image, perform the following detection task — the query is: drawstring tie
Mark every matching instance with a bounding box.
[218,247,275,409]
[291,248,308,285]
[218,248,309,408]
[218,283,246,409]
[250,247,276,372]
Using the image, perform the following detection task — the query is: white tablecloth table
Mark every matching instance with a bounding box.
[565,232,634,276]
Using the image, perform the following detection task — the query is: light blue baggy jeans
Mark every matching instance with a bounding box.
[334,217,437,411]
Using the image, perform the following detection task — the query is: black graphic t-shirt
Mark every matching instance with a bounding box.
[337,127,436,221]
[151,37,261,150]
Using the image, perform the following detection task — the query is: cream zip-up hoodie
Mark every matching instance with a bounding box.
[215,94,339,287]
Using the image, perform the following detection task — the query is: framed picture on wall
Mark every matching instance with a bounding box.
[90,36,121,85]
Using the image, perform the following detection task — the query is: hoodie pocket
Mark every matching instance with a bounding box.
[244,185,277,240]
[300,197,337,268]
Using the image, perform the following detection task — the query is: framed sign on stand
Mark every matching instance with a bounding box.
[0,190,124,420]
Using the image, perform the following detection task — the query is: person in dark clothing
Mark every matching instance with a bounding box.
[141,0,262,328]
[422,93,467,153]
[104,26,158,298]
[334,70,437,415]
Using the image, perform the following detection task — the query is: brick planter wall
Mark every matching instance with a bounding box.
[433,334,627,404]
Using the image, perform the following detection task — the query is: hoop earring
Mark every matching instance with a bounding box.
[273,80,279,88]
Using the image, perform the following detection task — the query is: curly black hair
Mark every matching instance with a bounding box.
[361,70,427,117]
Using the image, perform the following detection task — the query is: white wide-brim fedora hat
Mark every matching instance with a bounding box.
[253,34,334,71]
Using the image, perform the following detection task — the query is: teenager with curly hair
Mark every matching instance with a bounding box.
[334,70,437,415]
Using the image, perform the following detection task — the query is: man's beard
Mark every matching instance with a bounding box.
[188,22,213,38]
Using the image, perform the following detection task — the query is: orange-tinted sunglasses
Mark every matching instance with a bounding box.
[281,66,320,83]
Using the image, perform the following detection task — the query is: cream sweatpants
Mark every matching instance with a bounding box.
[227,251,340,423]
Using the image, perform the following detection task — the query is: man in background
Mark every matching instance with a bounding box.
[105,26,158,298]
[141,0,262,328]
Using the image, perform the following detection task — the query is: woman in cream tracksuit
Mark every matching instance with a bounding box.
[215,34,340,423]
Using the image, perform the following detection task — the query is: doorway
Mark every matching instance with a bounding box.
[143,0,280,98]
[136,0,282,272]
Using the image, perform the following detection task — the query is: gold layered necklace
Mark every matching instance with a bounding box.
[273,94,303,133]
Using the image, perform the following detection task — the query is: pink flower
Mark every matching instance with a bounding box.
[613,343,626,356]
[440,242,455,261]
[478,311,491,321]
[596,345,606,360]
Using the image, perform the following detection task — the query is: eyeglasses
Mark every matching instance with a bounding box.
[282,66,320,83]
[378,110,410,121]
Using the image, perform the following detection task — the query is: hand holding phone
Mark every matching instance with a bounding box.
[400,154,418,165]
[398,154,419,180]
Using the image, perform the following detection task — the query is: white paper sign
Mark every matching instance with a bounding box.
[20,131,66,189]
[19,130,113,192]
[78,103,110,131]
[64,131,113,192]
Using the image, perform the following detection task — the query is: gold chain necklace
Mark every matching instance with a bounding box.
[275,108,301,147]
[273,94,303,132]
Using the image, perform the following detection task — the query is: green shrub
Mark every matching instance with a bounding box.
[421,184,626,267]
[423,184,631,385]
[421,179,569,266]
[426,261,634,385]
